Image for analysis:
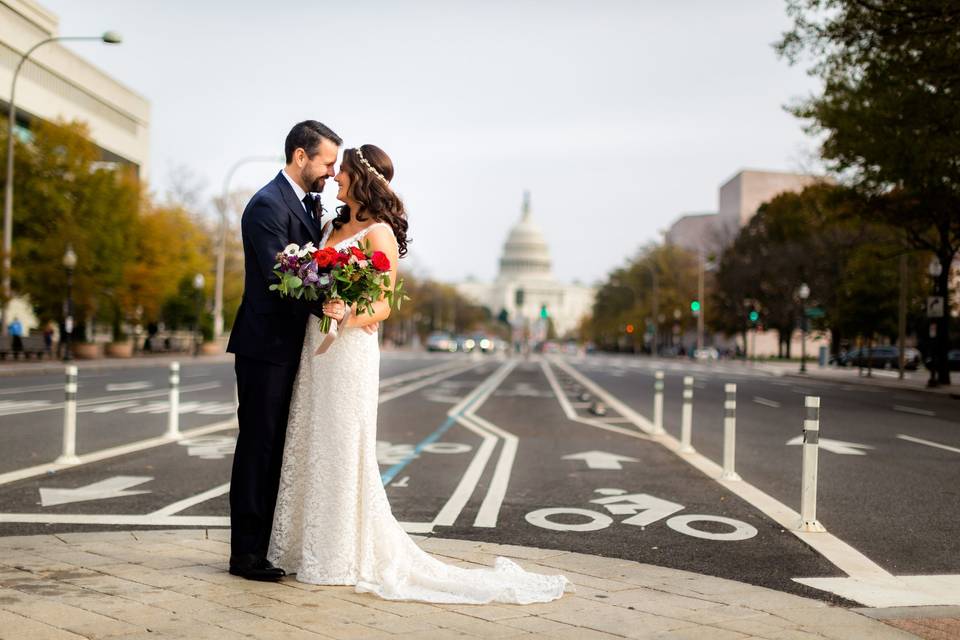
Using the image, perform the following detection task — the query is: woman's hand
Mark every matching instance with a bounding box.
[322,299,346,322]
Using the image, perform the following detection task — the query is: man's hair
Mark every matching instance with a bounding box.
[284,120,343,163]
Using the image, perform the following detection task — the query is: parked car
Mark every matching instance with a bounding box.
[837,346,920,370]
[693,347,719,360]
[949,350,960,371]
[425,332,457,352]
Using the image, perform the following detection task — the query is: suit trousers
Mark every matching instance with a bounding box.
[230,354,301,558]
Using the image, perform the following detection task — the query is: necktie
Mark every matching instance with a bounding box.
[302,194,315,221]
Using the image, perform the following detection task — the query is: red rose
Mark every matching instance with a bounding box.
[335,250,352,266]
[312,247,339,268]
[371,251,391,271]
[349,246,367,261]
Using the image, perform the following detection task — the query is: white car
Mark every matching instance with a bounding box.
[693,347,719,360]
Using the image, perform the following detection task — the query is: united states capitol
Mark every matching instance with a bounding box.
[455,193,595,339]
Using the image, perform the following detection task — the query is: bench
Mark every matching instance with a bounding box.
[0,334,51,360]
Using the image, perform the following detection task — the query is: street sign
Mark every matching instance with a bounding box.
[927,296,944,319]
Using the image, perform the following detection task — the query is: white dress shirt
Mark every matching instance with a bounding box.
[281,168,309,213]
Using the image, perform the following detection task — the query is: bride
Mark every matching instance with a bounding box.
[267,144,570,604]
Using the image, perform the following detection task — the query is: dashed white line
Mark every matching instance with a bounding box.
[892,405,935,417]
[752,397,781,409]
[897,434,960,454]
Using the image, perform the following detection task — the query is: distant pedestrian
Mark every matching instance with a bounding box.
[8,317,23,359]
[43,321,55,358]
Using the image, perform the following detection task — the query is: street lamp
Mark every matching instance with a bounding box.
[798,283,810,373]
[193,273,205,356]
[2,31,122,334]
[62,245,77,362]
[926,258,944,387]
[213,155,283,340]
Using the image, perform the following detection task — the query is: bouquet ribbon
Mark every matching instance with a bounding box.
[314,306,351,356]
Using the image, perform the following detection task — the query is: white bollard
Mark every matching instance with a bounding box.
[799,396,826,532]
[55,366,80,464]
[721,383,741,480]
[679,376,695,453]
[166,362,181,440]
[652,371,665,435]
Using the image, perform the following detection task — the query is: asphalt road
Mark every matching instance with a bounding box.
[0,351,955,608]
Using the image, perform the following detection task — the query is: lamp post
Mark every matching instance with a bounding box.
[214,155,283,340]
[927,258,943,388]
[193,273,205,356]
[62,245,77,362]
[2,31,122,335]
[798,283,810,373]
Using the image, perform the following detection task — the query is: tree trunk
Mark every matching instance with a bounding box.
[935,251,952,385]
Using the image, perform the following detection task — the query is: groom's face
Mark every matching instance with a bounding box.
[297,138,339,192]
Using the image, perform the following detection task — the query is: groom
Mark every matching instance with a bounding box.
[226,120,342,581]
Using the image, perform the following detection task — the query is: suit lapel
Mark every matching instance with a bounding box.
[274,172,320,245]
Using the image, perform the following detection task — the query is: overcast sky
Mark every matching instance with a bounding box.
[44,0,820,284]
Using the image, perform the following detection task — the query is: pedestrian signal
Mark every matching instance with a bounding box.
[749,310,759,323]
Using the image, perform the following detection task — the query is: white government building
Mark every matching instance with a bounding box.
[457,193,595,339]
[1,0,150,331]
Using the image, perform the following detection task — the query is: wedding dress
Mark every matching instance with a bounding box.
[267,221,570,604]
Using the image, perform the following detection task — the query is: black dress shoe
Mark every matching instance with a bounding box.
[229,554,285,581]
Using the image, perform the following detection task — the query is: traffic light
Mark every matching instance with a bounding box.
[690,300,701,315]
[749,310,759,323]
[540,304,549,319]
[515,289,525,306]
[625,324,635,334]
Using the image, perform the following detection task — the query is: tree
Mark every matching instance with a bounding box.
[6,118,140,337]
[778,0,960,384]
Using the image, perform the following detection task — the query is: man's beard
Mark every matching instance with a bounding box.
[301,167,325,192]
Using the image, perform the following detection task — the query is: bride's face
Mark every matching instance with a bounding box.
[334,166,351,203]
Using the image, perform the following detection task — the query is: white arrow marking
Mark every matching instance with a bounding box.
[562,450,639,470]
[785,436,874,456]
[40,476,153,507]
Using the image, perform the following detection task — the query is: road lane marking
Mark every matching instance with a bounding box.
[551,356,894,583]
[0,382,221,417]
[0,419,238,487]
[465,412,516,528]
[378,362,483,404]
[896,434,960,454]
[785,435,874,456]
[40,476,153,507]
[380,360,472,388]
[150,482,230,516]
[562,451,638,470]
[892,405,935,417]
[0,383,70,395]
[753,397,781,408]
[106,382,152,391]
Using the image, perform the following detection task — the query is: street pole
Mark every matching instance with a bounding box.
[2,33,121,334]
[798,283,810,374]
[696,254,705,353]
[62,245,76,362]
[214,155,280,340]
[898,254,907,380]
[651,267,659,357]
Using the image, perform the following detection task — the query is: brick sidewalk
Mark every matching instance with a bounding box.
[0,529,925,639]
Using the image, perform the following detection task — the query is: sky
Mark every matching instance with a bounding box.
[44,0,821,285]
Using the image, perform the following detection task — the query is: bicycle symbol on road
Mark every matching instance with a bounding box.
[525,488,758,542]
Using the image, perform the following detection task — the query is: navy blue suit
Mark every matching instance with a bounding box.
[227,172,325,559]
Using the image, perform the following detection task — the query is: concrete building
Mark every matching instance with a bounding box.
[1,0,150,333]
[456,193,595,339]
[718,169,821,229]
[664,212,721,256]
[0,0,150,174]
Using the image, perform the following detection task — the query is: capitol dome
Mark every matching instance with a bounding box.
[497,192,553,281]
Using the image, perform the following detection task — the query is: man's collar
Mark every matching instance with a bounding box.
[281,167,307,202]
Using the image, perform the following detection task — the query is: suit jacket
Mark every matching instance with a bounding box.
[227,172,325,364]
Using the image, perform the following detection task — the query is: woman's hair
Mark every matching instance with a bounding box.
[334,144,409,258]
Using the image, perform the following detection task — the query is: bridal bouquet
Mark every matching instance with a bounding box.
[270,240,407,334]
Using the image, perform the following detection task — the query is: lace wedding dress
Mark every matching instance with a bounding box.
[267,222,570,604]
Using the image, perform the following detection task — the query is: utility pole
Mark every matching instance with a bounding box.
[696,253,705,353]
[898,254,907,379]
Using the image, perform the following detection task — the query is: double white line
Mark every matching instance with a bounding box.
[401,360,518,533]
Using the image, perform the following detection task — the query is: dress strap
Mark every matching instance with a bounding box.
[356,222,393,241]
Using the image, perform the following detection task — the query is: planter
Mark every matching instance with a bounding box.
[72,343,103,360]
[200,341,223,356]
[106,341,134,358]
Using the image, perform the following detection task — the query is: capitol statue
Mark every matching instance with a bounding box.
[456,192,595,340]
